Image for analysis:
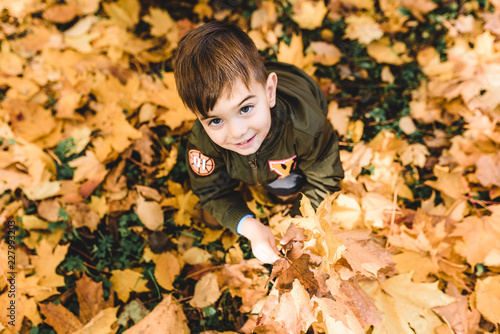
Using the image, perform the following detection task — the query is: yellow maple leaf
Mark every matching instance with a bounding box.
[0,41,24,75]
[102,0,140,28]
[110,269,150,302]
[363,273,454,334]
[32,239,69,288]
[292,0,328,30]
[143,7,178,42]
[344,13,384,45]
[367,37,412,65]
[276,34,316,77]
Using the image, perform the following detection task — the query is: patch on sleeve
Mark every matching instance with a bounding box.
[189,149,215,176]
[268,155,298,179]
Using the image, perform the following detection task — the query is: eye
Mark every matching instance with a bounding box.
[208,118,222,126]
[240,105,253,114]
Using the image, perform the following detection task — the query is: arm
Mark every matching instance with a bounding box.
[186,134,254,234]
[295,119,344,210]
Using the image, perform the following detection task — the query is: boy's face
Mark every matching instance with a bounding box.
[198,73,277,155]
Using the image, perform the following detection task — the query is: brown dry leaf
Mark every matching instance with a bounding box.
[154,251,181,291]
[270,252,324,298]
[66,202,101,232]
[131,125,155,165]
[189,272,222,308]
[336,229,394,278]
[218,259,269,313]
[38,302,84,334]
[123,295,189,334]
[433,284,481,334]
[75,273,114,323]
[110,269,150,302]
[258,280,317,333]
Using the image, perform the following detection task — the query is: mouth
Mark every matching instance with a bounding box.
[235,134,256,148]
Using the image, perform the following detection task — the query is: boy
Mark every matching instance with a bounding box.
[173,21,344,264]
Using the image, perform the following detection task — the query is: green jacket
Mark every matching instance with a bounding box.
[186,62,344,234]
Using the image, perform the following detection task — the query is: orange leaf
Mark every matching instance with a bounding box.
[38,302,83,334]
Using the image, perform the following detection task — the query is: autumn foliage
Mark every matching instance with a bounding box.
[1,0,500,333]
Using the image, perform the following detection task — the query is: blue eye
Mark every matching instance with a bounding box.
[209,118,222,126]
[241,105,253,114]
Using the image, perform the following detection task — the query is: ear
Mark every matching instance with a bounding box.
[266,72,278,108]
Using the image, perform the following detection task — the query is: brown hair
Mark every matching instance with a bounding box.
[173,21,267,118]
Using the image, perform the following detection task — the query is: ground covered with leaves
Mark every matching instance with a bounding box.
[1,0,500,333]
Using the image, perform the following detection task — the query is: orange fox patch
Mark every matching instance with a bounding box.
[268,155,297,179]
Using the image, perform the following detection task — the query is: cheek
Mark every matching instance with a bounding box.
[205,128,225,145]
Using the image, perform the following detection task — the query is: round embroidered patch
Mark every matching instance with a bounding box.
[189,149,215,176]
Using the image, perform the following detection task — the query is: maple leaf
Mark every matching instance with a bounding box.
[362,273,454,334]
[270,248,330,298]
[123,295,189,333]
[32,239,69,288]
[291,0,328,30]
[110,269,150,302]
[276,33,316,76]
[38,273,117,334]
[344,13,384,44]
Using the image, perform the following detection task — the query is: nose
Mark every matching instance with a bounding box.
[228,118,247,139]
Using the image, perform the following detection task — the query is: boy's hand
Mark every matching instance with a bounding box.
[239,217,281,264]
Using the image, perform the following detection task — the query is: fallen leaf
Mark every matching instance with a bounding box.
[135,195,164,230]
[154,252,181,291]
[474,275,500,324]
[292,0,328,30]
[110,269,150,302]
[189,272,222,308]
[38,302,84,333]
[123,295,189,334]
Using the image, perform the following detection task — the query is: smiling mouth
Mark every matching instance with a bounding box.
[235,135,256,147]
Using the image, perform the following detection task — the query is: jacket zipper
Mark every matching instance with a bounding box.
[249,156,261,186]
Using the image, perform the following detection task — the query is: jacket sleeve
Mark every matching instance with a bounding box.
[294,119,344,212]
[186,129,254,234]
